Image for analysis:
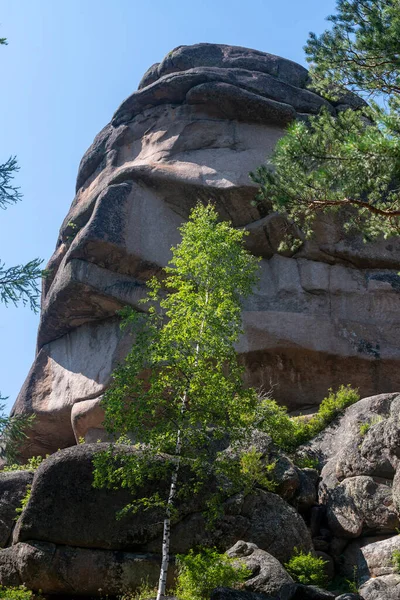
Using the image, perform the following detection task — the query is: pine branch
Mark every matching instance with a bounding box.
[0,156,22,209]
[0,258,44,312]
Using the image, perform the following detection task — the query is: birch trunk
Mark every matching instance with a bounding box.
[156,426,181,600]
[156,291,209,600]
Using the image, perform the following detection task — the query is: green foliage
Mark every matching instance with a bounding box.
[0,37,43,314]
[0,37,42,461]
[256,385,359,452]
[327,571,359,595]
[93,203,261,512]
[0,407,35,463]
[293,453,319,470]
[359,415,383,436]
[285,549,328,587]
[359,421,371,436]
[175,548,250,600]
[3,455,46,472]
[15,485,31,520]
[0,156,22,209]
[118,581,158,600]
[392,549,400,572]
[0,586,44,600]
[252,0,400,246]
[305,384,360,437]
[305,0,400,99]
[0,258,43,312]
[238,448,276,493]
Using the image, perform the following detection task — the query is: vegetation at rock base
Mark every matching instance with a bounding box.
[0,586,44,599]
[118,583,159,600]
[15,484,31,520]
[256,384,359,452]
[3,455,46,472]
[391,548,400,572]
[175,548,251,600]
[359,415,384,436]
[93,203,262,600]
[292,453,319,470]
[327,571,359,595]
[284,549,328,587]
[251,0,400,249]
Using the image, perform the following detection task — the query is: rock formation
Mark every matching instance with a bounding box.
[10,43,400,457]
[2,394,400,597]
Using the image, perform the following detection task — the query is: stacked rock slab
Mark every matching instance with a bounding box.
[11,43,400,457]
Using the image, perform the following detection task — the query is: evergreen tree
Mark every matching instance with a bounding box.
[0,35,40,459]
[251,0,400,247]
[93,204,264,600]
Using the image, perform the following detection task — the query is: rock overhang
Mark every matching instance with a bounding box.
[10,43,400,456]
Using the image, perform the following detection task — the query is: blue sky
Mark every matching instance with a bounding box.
[0,0,337,412]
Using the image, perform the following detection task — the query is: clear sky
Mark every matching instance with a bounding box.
[0,0,337,412]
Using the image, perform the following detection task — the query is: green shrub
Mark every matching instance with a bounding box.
[305,385,360,438]
[392,549,400,572]
[118,581,158,599]
[0,585,44,599]
[238,448,276,493]
[3,455,46,472]
[285,549,328,587]
[175,548,250,600]
[293,453,319,470]
[359,415,383,437]
[257,385,359,452]
[327,572,359,595]
[359,422,371,436]
[15,485,31,520]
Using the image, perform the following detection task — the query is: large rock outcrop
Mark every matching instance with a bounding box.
[12,445,312,562]
[11,43,400,457]
[0,444,313,595]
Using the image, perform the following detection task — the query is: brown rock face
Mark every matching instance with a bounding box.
[11,43,400,456]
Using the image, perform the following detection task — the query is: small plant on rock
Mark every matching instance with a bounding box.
[256,385,360,452]
[392,549,400,573]
[304,385,360,439]
[293,453,319,470]
[15,484,31,520]
[359,415,383,437]
[175,547,250,600]
[285,549,328,587]
[3,455,46,472]
[119,580,158,600]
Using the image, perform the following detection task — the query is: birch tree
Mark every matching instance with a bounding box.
[93,203,260,600]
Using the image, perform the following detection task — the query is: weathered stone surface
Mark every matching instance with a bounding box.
[325,476,399,538]
[227,541,296,599]
[210,588,274,600]
[148,488,312,563]
[11,44,400,456]
[307,393,398,469]
[0,471,33,548]
[390,463,400,514]
[293,468,318,511]
[0,540,175,595]
[290,585,335,599]
[302,393,400,510]
[273,456,300,500]
[342,535,400,583]
[13,445,312,563]
[359,574,400,600]
[12,318,133,457]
